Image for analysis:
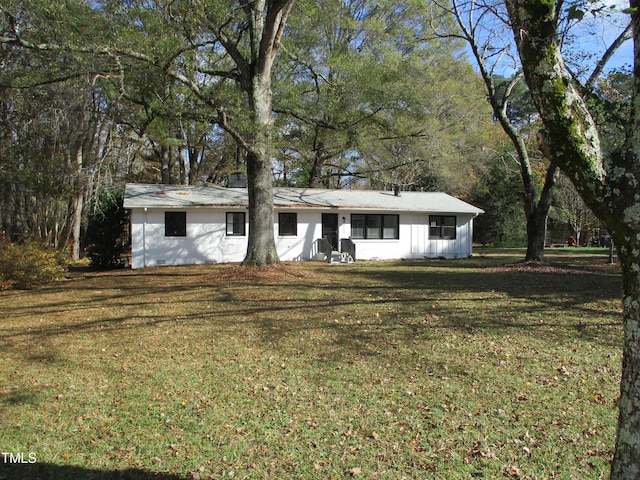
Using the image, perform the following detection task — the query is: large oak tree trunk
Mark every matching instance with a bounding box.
[524,164,559,261]
[504,0,640,476]
[237,0,294,265]
[245,150,279,265]
[613,243,640,477]
[610,6,640,469]
[244,75,279,265]
[524,210,546,261]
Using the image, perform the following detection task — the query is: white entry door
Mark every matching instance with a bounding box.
[410,215,429,255]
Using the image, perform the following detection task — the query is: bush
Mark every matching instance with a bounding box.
[85,190,130,268]
[0,241,67,290]
[472,160,527,247]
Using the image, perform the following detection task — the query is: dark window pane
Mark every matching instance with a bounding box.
[383,215,399,239]
[165,211,186,237]
[352,214,399,239]
[429,216,442,238]
[443,216,456,239]
[279,213,297,236]
[226,212,245,236]
[351,215,365,239]
[366,215,382,239]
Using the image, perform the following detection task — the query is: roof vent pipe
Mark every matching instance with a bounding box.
[393,184,401,197]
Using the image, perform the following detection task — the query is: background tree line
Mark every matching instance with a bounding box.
[0,0,630,262]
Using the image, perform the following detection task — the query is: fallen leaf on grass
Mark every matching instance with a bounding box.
[410,439,426,452]
[505,465,521,477]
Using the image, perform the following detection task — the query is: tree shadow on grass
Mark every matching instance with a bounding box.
[247,257,624,355]
[1,255,624,363]
[0,463,186,480]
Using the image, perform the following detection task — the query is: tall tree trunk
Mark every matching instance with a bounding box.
[524,164,559,261]
[70,143,84,261]
[234,0,294,265]
[524,211,546,261]
[243,54,280,265]
[307,130,326,188]
[160,145,172,184]
[71,192,84,259]
[188,147,201,186]
[178,146,187,185]
[307,151,323,188]
[613,240,640,477]
[465,34,558,262]
[245,150,279,265]
[504,0,640,476]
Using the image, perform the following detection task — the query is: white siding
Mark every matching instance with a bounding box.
[275,210,323,261]
[129,207,477,268]
[346,212,476,260]
[130,208,248,268]
[421,213,475,259]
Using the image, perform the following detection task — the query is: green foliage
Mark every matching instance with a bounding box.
[0,241,67,290]
[590,69,632,154]
[85,190,130,268]
[566,4,585,21]
[275,0,496,192]
[473,159,527,247]
[494,76,538,127]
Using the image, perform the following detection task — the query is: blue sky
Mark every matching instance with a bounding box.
[570,0,633,74]
[456,0,633,80]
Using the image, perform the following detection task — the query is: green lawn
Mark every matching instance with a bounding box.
[0,249,623,479]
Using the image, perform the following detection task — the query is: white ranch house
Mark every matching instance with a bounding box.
[123,183,484,269]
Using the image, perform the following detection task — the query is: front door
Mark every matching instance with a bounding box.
[322,213,339,250]
[411,215,429,255]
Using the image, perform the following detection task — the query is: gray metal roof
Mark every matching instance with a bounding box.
[123,183,484,214]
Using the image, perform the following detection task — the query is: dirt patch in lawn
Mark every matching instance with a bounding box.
[482,260,593,275]
[207,262,324,283]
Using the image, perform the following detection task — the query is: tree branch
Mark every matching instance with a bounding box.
[1,27,256,154]
[585,22,632,90]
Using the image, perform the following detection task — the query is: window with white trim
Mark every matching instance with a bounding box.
[226,212,246,236]
[429,215,456,239]
[351,214,399,239]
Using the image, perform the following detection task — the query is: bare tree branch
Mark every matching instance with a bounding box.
[586,21,632,90]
